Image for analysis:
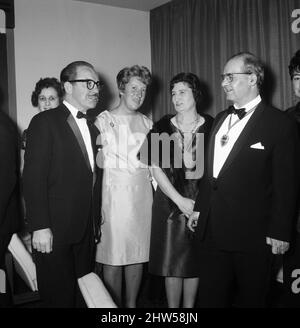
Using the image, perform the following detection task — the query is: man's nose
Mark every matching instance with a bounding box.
[135,90,143,98]
[221,77,229,87]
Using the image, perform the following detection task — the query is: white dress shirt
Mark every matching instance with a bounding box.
[213,95,261,178]
[63,100,95,171]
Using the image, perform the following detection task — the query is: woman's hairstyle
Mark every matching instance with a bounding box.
[170,72,202,104]
[116,65,152,93]
[289,50,300,79]
[31,77,63,107]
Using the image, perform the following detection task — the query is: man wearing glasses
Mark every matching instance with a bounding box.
[188,52,299,307]
[23,61,102,307]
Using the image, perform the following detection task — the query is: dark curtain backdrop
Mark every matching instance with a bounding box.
[0,32,8,114]
[150,0,300,120]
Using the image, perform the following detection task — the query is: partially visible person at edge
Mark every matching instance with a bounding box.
[140,72,213,308]
[0,109,21,307]
[283,49,300,307]
[20,77,62,253]
[95,65,153,308]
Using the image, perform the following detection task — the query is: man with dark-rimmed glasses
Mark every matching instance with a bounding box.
[23,61,102,307]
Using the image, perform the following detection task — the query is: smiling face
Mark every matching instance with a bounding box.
[222,57,257,107]
[38,87,60,111]
[171,82,196,114]
[292,72,300,99]
[65,66,99,112]
[121,76,147,112]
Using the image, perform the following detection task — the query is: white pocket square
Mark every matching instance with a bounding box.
[250,142,264,150]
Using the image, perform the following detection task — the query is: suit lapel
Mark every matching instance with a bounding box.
[217,102,265,177]
[207,111,228,178]
[66,112,93,172]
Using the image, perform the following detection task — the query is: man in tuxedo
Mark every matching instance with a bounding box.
[0,109,21,307]
[188,52,299,307]
[23,61,102,307]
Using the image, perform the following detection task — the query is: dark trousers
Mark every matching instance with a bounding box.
[196,220,272,307]
[283,233,300,307]
[33,219,95,308]
[0,234,13,307]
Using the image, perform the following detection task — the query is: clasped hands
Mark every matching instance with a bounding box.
[177,196,198,232]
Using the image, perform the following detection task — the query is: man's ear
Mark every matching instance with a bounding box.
[249,73,258,87]
[64,81,73,95]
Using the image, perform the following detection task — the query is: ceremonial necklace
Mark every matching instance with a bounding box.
[220,106,256,147]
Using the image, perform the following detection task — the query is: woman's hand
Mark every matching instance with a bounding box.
[187,212,199,232]
[176,196,195,217]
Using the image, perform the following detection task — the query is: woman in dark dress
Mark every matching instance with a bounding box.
[144,73,213,307]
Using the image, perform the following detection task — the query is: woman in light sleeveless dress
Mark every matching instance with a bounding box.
[95,65,152,307]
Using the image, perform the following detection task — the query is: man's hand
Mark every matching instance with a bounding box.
[32,228,53,253]
[187,211,200,232]
[266,237,289,255]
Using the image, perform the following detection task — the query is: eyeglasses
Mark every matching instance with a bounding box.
[38,96,58,103]
[68,79,102,90]
[221,72,252,83]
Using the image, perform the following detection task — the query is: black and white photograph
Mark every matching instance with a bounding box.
[0,0,300,313]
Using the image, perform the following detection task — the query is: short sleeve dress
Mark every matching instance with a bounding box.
[95,110,153,266]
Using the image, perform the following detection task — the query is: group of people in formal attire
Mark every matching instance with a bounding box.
[0,50,300,308]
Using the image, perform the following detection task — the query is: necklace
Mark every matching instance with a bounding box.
[174,115,201,155]
[220,106,256,147]
[175,114,200,133]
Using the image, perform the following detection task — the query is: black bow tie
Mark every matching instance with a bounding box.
[77,111,88,119]
[228,105,246,119]
[76,111,96,124]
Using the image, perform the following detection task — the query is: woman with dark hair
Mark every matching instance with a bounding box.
[143,72,213,307]
[283,50,300,307]
[95,65,153,307]
[31,77,62,111]
[22,77,62,149]
[287,50,300,125]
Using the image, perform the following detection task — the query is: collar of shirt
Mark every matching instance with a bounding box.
[213,95,261,178]
[63,100,86,119]
[63,100,94,172]
[233,94,261,113]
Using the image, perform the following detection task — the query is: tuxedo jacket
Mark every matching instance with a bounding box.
[194,102,299,252]
[0,110,21,239]
[23,104,101,245]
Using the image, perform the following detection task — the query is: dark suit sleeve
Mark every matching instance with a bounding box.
[23,114,52,232]
[0,123,17,230]
[268,118,299,241]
